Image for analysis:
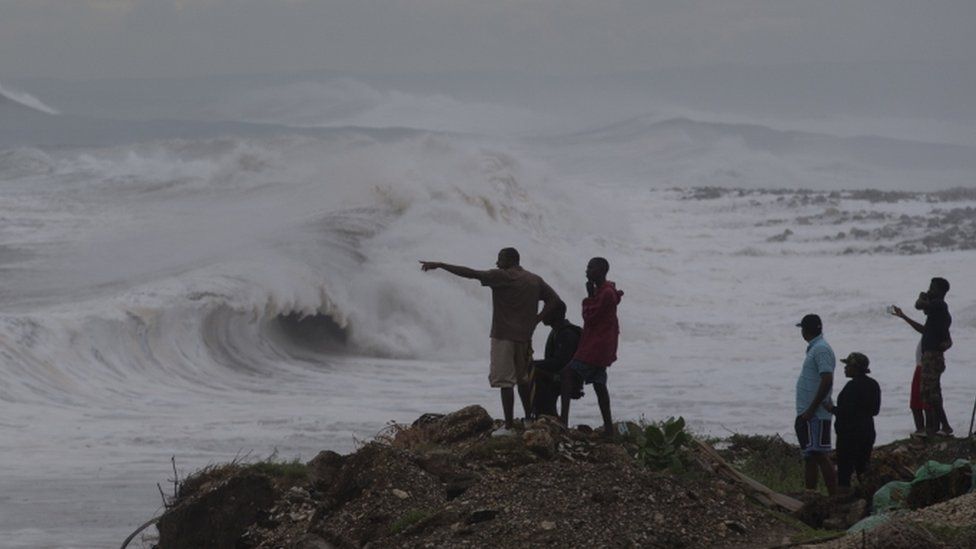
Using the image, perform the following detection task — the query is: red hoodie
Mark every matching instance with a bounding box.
[573,281,623,368]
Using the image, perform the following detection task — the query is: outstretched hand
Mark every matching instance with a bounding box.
[419,260,441,272]
[889,305,903,317]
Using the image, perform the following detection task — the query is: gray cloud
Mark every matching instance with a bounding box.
[2,0,975,79]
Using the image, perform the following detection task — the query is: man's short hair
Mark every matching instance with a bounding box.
[932,277,950,295]
[499,247,520,265]
[549,300,567,321]
[590,257,609,274]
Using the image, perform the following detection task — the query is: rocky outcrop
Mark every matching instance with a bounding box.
[157,471,275,549]
[407,404,494,444]
[150,408,976,548]
[154,406,787,548]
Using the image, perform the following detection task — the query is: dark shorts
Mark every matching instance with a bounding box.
[919,351,946,407]
[566,359,608,385]
[795,416,832,458]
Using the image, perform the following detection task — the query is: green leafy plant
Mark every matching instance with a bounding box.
[635,416,692,471]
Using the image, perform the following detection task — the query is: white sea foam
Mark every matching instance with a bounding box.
[0,88,975,547]
[0,82,59,115]
[218,78,557,134]
[0,132,621,402]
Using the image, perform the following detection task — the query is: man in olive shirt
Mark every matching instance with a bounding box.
[420,248,560,435]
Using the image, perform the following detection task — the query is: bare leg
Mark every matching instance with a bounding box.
[517,382,532,420]
[500,387,515,429]
[925,408,939,436]
[912,409,925,432]
[593,383,613,437]
[816,453,838,496]
[804,458,819,491]
[804,454,837,495]
[937,406,953,433]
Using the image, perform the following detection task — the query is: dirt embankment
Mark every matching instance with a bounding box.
[146,408,976,549]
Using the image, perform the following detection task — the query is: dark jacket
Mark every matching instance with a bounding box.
[531,321,581,417]
[920,298,952,353]
[832,375,881,436]
[534,321,581,375]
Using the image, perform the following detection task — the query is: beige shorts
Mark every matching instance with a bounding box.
[489,338,532,388]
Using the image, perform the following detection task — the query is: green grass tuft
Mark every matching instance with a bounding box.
[248,459,308,480]
[766,509,845,544]
[389,509,434,535]
[725,433,829,495]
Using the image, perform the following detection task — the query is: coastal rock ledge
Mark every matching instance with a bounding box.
[149,406,976,548]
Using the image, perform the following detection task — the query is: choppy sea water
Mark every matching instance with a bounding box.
[1,87,975,547]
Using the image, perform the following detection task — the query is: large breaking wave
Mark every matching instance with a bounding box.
[0,130,613,405]
[0,82,973,419]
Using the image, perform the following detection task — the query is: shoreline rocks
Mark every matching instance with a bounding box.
[149,407,976,548]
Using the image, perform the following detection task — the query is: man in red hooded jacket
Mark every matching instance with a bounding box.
[560,257,623,436]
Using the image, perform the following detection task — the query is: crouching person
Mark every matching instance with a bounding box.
[530,301,581,418]
[561,257,623,437]
[823,352,881,493]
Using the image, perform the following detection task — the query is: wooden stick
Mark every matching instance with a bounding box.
[120,515,161,549]
[171,456,179,500]
[692,439,804,513]
[968,393,976,438]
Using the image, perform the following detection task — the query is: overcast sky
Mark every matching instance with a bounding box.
[2,0,975,80]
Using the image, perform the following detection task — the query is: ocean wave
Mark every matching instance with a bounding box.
[0,82,59,115]
[0,130,605,402]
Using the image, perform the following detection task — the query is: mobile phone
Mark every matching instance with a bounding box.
[886,305,896,315]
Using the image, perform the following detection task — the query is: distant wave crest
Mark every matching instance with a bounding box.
[0,82,59,115]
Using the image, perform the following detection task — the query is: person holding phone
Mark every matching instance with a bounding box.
[560,257,622,437]
[890,277,953,437]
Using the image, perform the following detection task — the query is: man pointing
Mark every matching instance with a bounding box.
[421,248,560,435]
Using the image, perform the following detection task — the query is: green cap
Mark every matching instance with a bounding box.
[840,352,870,373]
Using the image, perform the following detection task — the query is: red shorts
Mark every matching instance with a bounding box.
[910,364,932,411]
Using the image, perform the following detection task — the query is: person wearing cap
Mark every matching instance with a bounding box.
[823,352,882,492]
[795,314,838,495]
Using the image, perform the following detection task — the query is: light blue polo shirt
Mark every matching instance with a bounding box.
[795,334,835,420]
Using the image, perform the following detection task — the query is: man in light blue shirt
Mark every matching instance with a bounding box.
[794,314,838,495]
